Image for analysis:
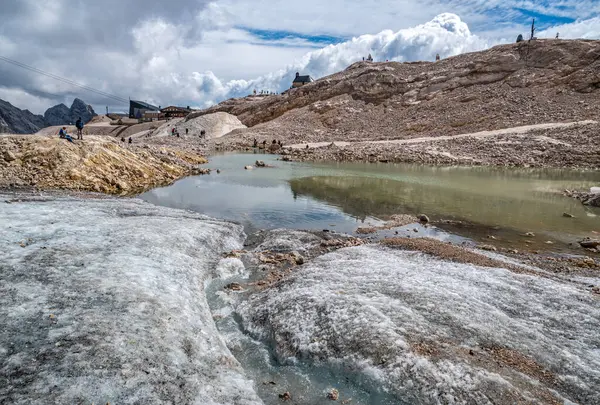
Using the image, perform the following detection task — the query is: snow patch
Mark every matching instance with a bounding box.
[0,195,262,404]
[237,245,600,404]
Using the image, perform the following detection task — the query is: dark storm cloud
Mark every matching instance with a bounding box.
[0,0,210,111]
[1,0,208,51]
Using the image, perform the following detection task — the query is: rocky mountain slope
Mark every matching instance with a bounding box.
[44,98,96,126]
[0,99,45,134]
[201,39,600,150]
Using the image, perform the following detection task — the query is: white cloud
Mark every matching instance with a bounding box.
[183,13,489,106]
[539,17,600,39]
[0,0,599,115]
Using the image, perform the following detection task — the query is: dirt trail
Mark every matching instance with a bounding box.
[287,120,598,149]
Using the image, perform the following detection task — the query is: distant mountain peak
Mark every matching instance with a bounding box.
[44,99,97,127]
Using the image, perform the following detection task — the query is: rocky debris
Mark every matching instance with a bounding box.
[279,392,292,401]
[225,282,244,291]
[321,238,364,249]
[255,160,266,167]
[3,150,16,162]
[381,237,530,274]
[244,165,253,170]
[327,388,340,401]
[0,135,208,194]
[291,251,305,265]
[525,232,536,237]
[0,98,45,134]
[44,98,96,127]
[191,167,211,176]
[579,238,600,249]
[565,189,600,207]
[206,40,600,169]
[479,244,498,252]
[356,214,418,234]
[563,212,575,218]
[281,122,600,169]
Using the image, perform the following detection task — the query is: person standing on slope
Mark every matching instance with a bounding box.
[75,117,84,140]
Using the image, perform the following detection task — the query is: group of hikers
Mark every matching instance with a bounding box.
[171,127,207,138]
[253,138,283,148]
[58,117,85,143]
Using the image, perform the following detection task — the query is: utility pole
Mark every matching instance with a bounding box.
[106,106,108,115]
[530,18,536,40]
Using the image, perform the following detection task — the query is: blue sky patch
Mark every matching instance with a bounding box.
[240,27,347,47]
[513,8,576,28]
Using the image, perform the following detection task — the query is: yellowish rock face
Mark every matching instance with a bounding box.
[0,135,208,194]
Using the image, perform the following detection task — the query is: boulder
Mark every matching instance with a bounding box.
[327,388,339,401]
[3,150,16,162]
[255,160,266,167]
[418,214,430,223]
[244,165,253,170]
[579,238,600,249]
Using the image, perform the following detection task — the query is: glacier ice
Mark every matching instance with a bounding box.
[0,195,262,405]
[237,244,600,404]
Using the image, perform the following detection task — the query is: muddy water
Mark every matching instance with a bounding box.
[140,153,600,248]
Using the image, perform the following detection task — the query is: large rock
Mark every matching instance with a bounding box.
[0,98,45,134]
[44,98,96,127]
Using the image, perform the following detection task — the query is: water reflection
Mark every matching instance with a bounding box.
[140,153,600,242]
[289,175,600,238]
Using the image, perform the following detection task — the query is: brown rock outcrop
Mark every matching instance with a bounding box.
[203,40,600,152]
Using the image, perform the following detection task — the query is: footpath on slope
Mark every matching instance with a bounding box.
[286,120,598,149]
[282,120,600,168]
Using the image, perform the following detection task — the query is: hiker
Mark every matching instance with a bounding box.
[121,137,125,143]
[172,128,176,136]
[128,137,132,144]
[186,128,189,135]
[75,117,84,140]
[200,130,206,138]
[176,131,180,138]
[262,140,267,148]
[435,54,440,61]
[556,32,560,39]
[272,139,277,145]
[253,138,258,147]
[58,127,74,143]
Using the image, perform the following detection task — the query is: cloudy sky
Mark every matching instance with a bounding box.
[0,0,599,114]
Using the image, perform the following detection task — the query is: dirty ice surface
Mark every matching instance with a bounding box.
[0,195,262,405]
[237,241,600,404]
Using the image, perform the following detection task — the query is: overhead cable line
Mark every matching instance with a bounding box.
[0,55,129,104]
